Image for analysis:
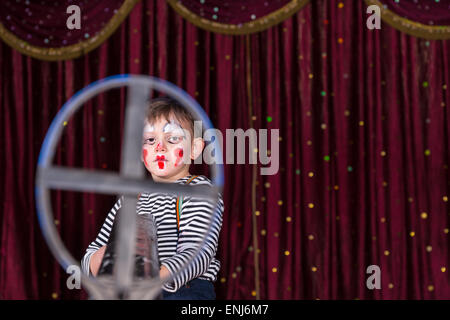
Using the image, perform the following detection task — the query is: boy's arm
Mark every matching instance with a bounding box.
[160,194,224,292]
[81,197,123,276]
[88,245,107,276]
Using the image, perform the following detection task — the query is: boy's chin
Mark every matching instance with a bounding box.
[154,173,172,179]
[151,168,186,181]
[152,170,173,178]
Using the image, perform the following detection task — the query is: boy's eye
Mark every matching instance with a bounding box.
[144,137,156,145]
[167,136,183,144]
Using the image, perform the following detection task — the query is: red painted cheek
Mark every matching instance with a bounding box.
[174,148,184,167]
[142,149,149,167]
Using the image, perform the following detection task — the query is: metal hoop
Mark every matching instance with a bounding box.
[35,74,224,299]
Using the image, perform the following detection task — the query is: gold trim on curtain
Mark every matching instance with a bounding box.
[365,0,450,40]
[245,35,261,300]
[0,0,139,61]
[167,0,310,35]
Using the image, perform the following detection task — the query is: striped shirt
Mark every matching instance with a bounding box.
[81,175,224,293]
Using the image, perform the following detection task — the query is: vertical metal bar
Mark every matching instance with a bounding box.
[114,83,150,298]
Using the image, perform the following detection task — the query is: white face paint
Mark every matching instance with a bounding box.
[163,121,185,136]
[143,123,155,133]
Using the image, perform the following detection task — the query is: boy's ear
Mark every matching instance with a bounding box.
[191,138,205,160]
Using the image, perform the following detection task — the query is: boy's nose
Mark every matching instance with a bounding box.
[155,140,166,152]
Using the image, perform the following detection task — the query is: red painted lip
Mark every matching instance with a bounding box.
[154,155,167,161]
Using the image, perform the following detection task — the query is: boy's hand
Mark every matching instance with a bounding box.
[90,245,107,276]
[160,265,170,279]
[91,246,171,279]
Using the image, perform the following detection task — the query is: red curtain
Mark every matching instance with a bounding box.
[1,0,450,299]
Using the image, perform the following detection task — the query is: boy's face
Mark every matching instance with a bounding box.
[141,116,195,181]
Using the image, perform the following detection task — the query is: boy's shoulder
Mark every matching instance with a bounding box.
[139,176,213,199]
[182,175,224,207]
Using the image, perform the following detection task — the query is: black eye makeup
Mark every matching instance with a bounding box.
[143,137,156,145]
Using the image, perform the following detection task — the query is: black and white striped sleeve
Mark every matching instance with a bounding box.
[161,187,224,292]
[81,197,123,276]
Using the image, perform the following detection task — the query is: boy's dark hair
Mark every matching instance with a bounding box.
[147,97,200,137]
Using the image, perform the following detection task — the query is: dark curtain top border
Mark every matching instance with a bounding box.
[166,0,310,35]
[365,0,450,40]
[0,0,140,61]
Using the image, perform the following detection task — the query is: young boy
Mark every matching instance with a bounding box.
[81,97,224,300]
